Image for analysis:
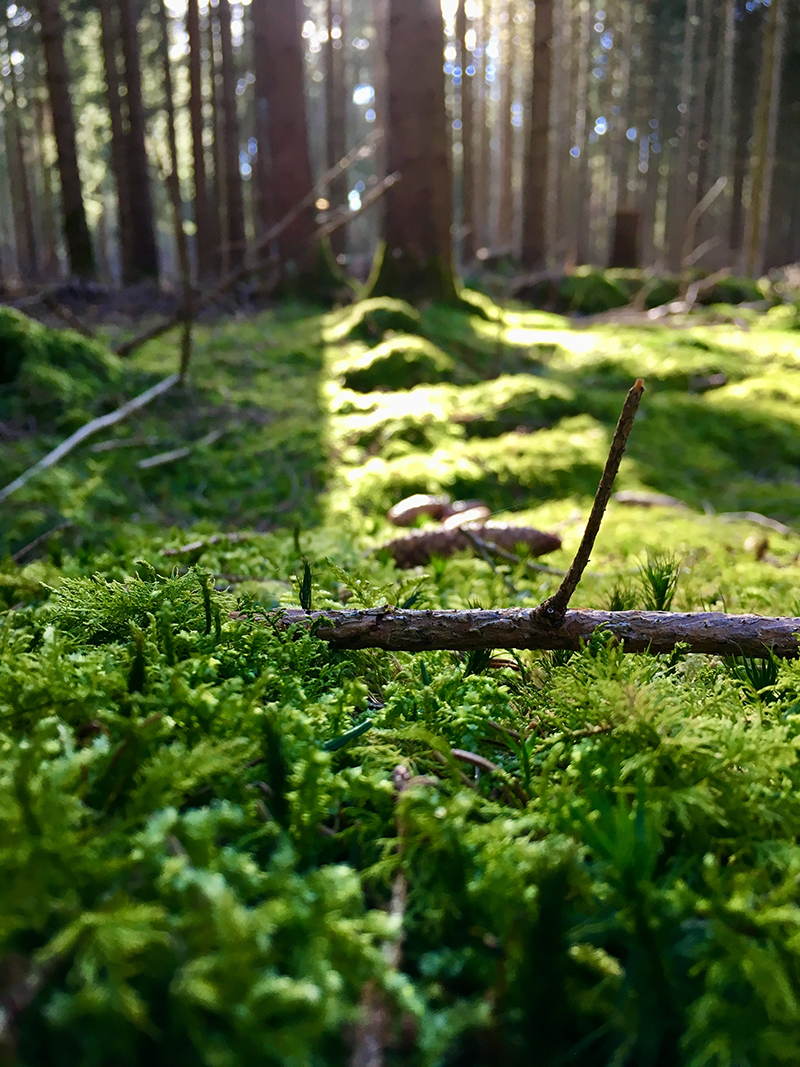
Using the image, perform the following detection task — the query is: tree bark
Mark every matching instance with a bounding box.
[268,607,800,658]
[252,0,274,238]
[665,0,697,271]
[521,0,554,269]
[496,0,515,251]
[36,0,94,279]
[456,0,476,264]
[32,93,59,278]
[572,0,591,265]
[0,26,38,282]
[325,0,348,259]
[259,0,319,279]
[742,0,787,277]
[217,0,245,269]
[369,0,458,304]
[187,0,213,280]
[118,0,159,282]
[99,1,135,284]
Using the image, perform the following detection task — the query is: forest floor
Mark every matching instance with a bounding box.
[3,293,800,1063]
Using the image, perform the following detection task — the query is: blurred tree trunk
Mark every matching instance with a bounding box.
[521,0,554,269]
[764,3,800,269]
[118,0,159,282]
[474,3,491,251]
[553,0,574,265]
[0,22,38,282]
[456,0,475,265]
[99,1,135,284]
[252,0,273,238]
[36,0,94,279]
[217,0,245,269]
[260,0,319,278]
[742,0,787,277]
[32,93,59,277]
[187,0,213,280]
[325,0,348,259]
[208,13,226,275]
[692,0,716,208]
[665,0,697,271]
[496,0,515,250]
[572,0,591,264]
[369,0,457,303]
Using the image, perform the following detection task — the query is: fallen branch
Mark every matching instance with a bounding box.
[379,523,561,568]
[136,428,224,470]
[536,379,644,625]
[162,531,252,557]
[269,606,800,658]
[0,374,180,503]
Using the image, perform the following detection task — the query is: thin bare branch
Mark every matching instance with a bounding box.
[535,379,645,625]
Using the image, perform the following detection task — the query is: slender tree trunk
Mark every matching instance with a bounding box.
[99,1,135,284]
[36,0,94,279]
[208,11,226,276]
[553,0,573,265]
[474,4,491,251]
[325,0,348,258]
[573,0,591,265]
[32,93,59,278]
[665,0,697,270]
[456,0,476,264]
[260,0,321,279]
[187,0,213,279]
[521,0,554,269]
[217,0,245,269]
[742,0,787,277]
[369,0,458,303]
[0,21,38,282]
[118,0,159,282]
[496,0,515,249]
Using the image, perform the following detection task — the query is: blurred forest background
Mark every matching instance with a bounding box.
[0,0,798,301]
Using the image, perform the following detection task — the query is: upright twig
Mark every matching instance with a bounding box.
[535,379,644,625]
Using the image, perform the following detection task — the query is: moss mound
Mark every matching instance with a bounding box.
[697,275,765,306]
[515,269,630,315]
[341,335,459,392]
[325,297,423,345]
[0,307,121,419]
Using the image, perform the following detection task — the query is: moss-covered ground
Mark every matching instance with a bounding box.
[2,294,800,1064]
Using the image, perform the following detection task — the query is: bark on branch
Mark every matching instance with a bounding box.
[267,607,800,658]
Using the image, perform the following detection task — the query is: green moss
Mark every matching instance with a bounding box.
[340,334,461,393]
[323,296,423,345]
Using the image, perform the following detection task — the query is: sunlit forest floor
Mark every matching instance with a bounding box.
[5,295,800,1063]
[4,293,800,616]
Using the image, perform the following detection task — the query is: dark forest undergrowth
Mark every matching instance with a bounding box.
[2,293,800,1065]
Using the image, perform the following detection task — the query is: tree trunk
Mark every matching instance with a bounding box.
[187,0,213,280]
[36,0,94,279]
[474,4,491,251]
[665,0,697,271]
[217,0,245,270]
[521,0,554,269]
[32,93,59,278]
[259,0,318,279]
[99,1,135,284]
[456,0,476,264]
[496,0,515,250]
[742,0,787,277]
[0,21,38,282]
[325,0,348,259]
[573,0,591,265]
[208,12,226,276]
[369,0,458,304]
[118,0,159,282]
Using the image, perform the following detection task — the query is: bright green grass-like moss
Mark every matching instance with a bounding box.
[6,278,800,1062]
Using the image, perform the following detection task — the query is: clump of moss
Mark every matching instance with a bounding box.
[325,297,423,345]
[341,335,460,393]
[697,275,765,306]
[0,307,122,422]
